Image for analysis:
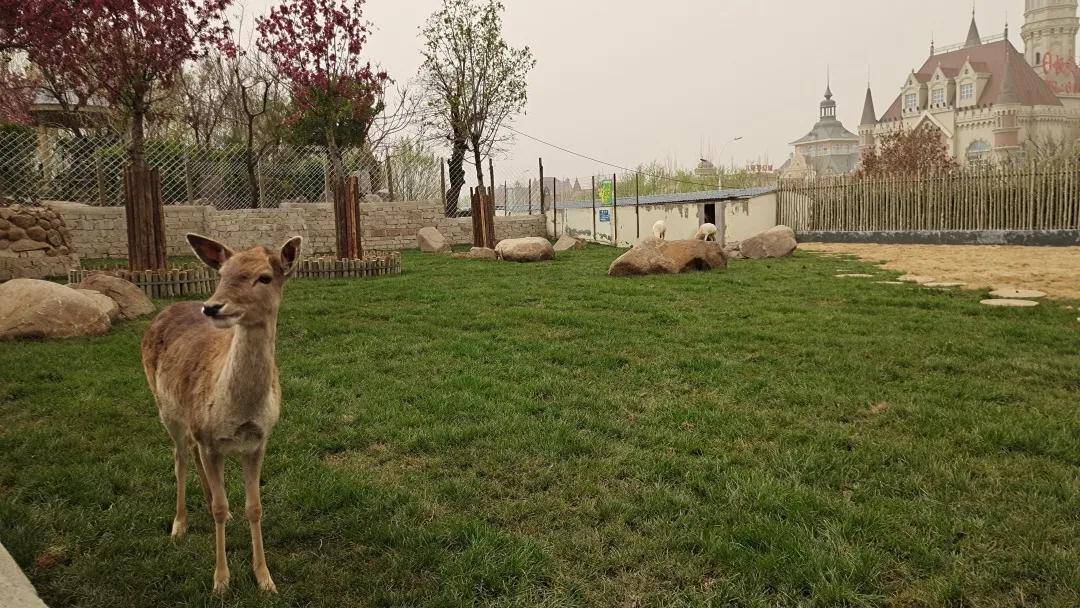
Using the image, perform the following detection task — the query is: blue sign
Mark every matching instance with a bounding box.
[598,209,611,222]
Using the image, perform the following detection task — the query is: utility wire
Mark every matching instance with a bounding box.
[501,124,730,190]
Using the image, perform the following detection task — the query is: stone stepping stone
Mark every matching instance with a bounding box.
[898,275,936,284]
[981,299,1039,308]
[924,282,967,288]
[835,273,874,278]
[989,288,1047,299]
[875,281,905,285]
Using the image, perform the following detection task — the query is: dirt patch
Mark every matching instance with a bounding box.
[802,243,1080,300]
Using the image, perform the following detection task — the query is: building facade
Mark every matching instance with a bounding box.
[861,4,1080,165]
[779,84,860,178]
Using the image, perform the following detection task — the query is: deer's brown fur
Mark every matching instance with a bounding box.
[141,234,301,594]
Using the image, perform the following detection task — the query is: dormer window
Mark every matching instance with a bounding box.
[931,88,945,106]
[904,92,918,112]
[960,83,975,101]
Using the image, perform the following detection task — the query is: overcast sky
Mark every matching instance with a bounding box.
[243,0,1024,182]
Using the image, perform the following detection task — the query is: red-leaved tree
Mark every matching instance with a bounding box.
[859,124,959,176]
[258,0,388,258]
[5,0,235,269]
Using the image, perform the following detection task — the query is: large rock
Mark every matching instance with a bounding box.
[495,237,555,263]
[75,289,121,321]
[0,279,111,340]
[72,274,155,320]
[553,234,586,252]
[452,247,498,261]
[739,225,797,259]
[608,239,727,277]
[417,227,451,253]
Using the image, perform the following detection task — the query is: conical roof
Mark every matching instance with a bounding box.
[965,14,981,48]
[999,43,1019,104]
[860,86,877,126]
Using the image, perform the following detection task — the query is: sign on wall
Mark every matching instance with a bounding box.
[598,209,611,222]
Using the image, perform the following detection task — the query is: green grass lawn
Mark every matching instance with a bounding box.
[1,246,1078,607]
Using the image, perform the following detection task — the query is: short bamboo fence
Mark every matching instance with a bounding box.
[68,265,218,299]
[68,252,403,298]
[295,253,402,279]
[777,159,1080,232]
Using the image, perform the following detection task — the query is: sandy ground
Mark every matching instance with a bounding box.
[800,243,1080,300]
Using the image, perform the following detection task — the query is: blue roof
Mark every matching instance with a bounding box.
[552,186,776,210]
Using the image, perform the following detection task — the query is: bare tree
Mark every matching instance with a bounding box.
[420,0,534,214]
[230,51,285,208]
[176,56,234,148]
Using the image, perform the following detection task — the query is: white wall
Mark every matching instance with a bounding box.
[723,193,778,243]
[552,193,778,247]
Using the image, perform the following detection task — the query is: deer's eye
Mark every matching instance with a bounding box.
[257,275,273,285]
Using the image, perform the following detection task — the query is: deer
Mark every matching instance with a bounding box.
[141,233,302,594]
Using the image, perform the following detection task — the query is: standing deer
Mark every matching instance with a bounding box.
[141,234,302,594]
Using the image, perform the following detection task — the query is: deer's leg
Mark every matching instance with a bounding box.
[170,443,188,539]
[242,447,276,593]
[192,445,214,518]
[199,445,231,593]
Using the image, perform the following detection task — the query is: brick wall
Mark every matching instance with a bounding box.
[46,201,546,259]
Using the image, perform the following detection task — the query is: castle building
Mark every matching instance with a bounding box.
[860,3,1080,165]
[779,83,860,178]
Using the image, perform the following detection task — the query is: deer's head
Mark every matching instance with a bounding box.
[187,234,303,329]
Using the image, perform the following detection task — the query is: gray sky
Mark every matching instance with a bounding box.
[244,0,1023,182]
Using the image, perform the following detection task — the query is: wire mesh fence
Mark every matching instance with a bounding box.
[0,128,446,210]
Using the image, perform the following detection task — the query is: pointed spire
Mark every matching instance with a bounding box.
[861,85,878,126]
[965,7,982,48]
[999,42,1019,104]
[825,66,833,99]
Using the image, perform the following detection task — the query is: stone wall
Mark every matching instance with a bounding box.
[46,200,546,259]
[0,204,79,280]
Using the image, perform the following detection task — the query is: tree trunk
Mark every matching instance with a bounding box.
[326,130,360,258]
[471,135,485,190]
[245,122,259,208]
[125,100,167,270]
[445,137,467,216]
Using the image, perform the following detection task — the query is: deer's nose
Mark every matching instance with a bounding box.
[202,303,224,318]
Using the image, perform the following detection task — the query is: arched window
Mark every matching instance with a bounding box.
[966,140,991,163]
[1036,52,1042,65]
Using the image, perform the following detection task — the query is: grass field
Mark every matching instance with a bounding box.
[1,246,1078,607]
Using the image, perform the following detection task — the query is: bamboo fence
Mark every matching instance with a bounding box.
[68,265,218,299]
[68,252,403,298]
[777,159,1080,233]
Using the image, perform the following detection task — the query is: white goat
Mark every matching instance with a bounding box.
[693,223,718,241]
[652,220,667,240]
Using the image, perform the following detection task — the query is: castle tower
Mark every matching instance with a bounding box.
[1022,0,1079,71]
[858,85,878,156]
[993,43,1023,159]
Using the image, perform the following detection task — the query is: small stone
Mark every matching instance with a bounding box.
[26,225,47,241]
[9,214,35,229]
[9,239,49,252]
[5,225,25,241]
[835,273,874,278]
[981,299,1039,308]
[46,229,62,247]
[989,288,1047,299]
[898,275,936,284]
[875,281,905,285]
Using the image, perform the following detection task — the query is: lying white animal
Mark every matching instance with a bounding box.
[693,223,718,241]
[652,220,666,240]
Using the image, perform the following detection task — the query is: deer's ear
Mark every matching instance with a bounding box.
[280,236,303,276]
[186,234,233,270]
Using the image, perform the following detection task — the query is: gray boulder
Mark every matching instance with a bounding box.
[417,227,451,253]
[495,237,555,263]
[553,235,586,252]
[0,279,111,340]
[608,239,727,277]
[739,225,797,259]
[72,274,154,320]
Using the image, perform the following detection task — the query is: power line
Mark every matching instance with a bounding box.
[501,124,731,190]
